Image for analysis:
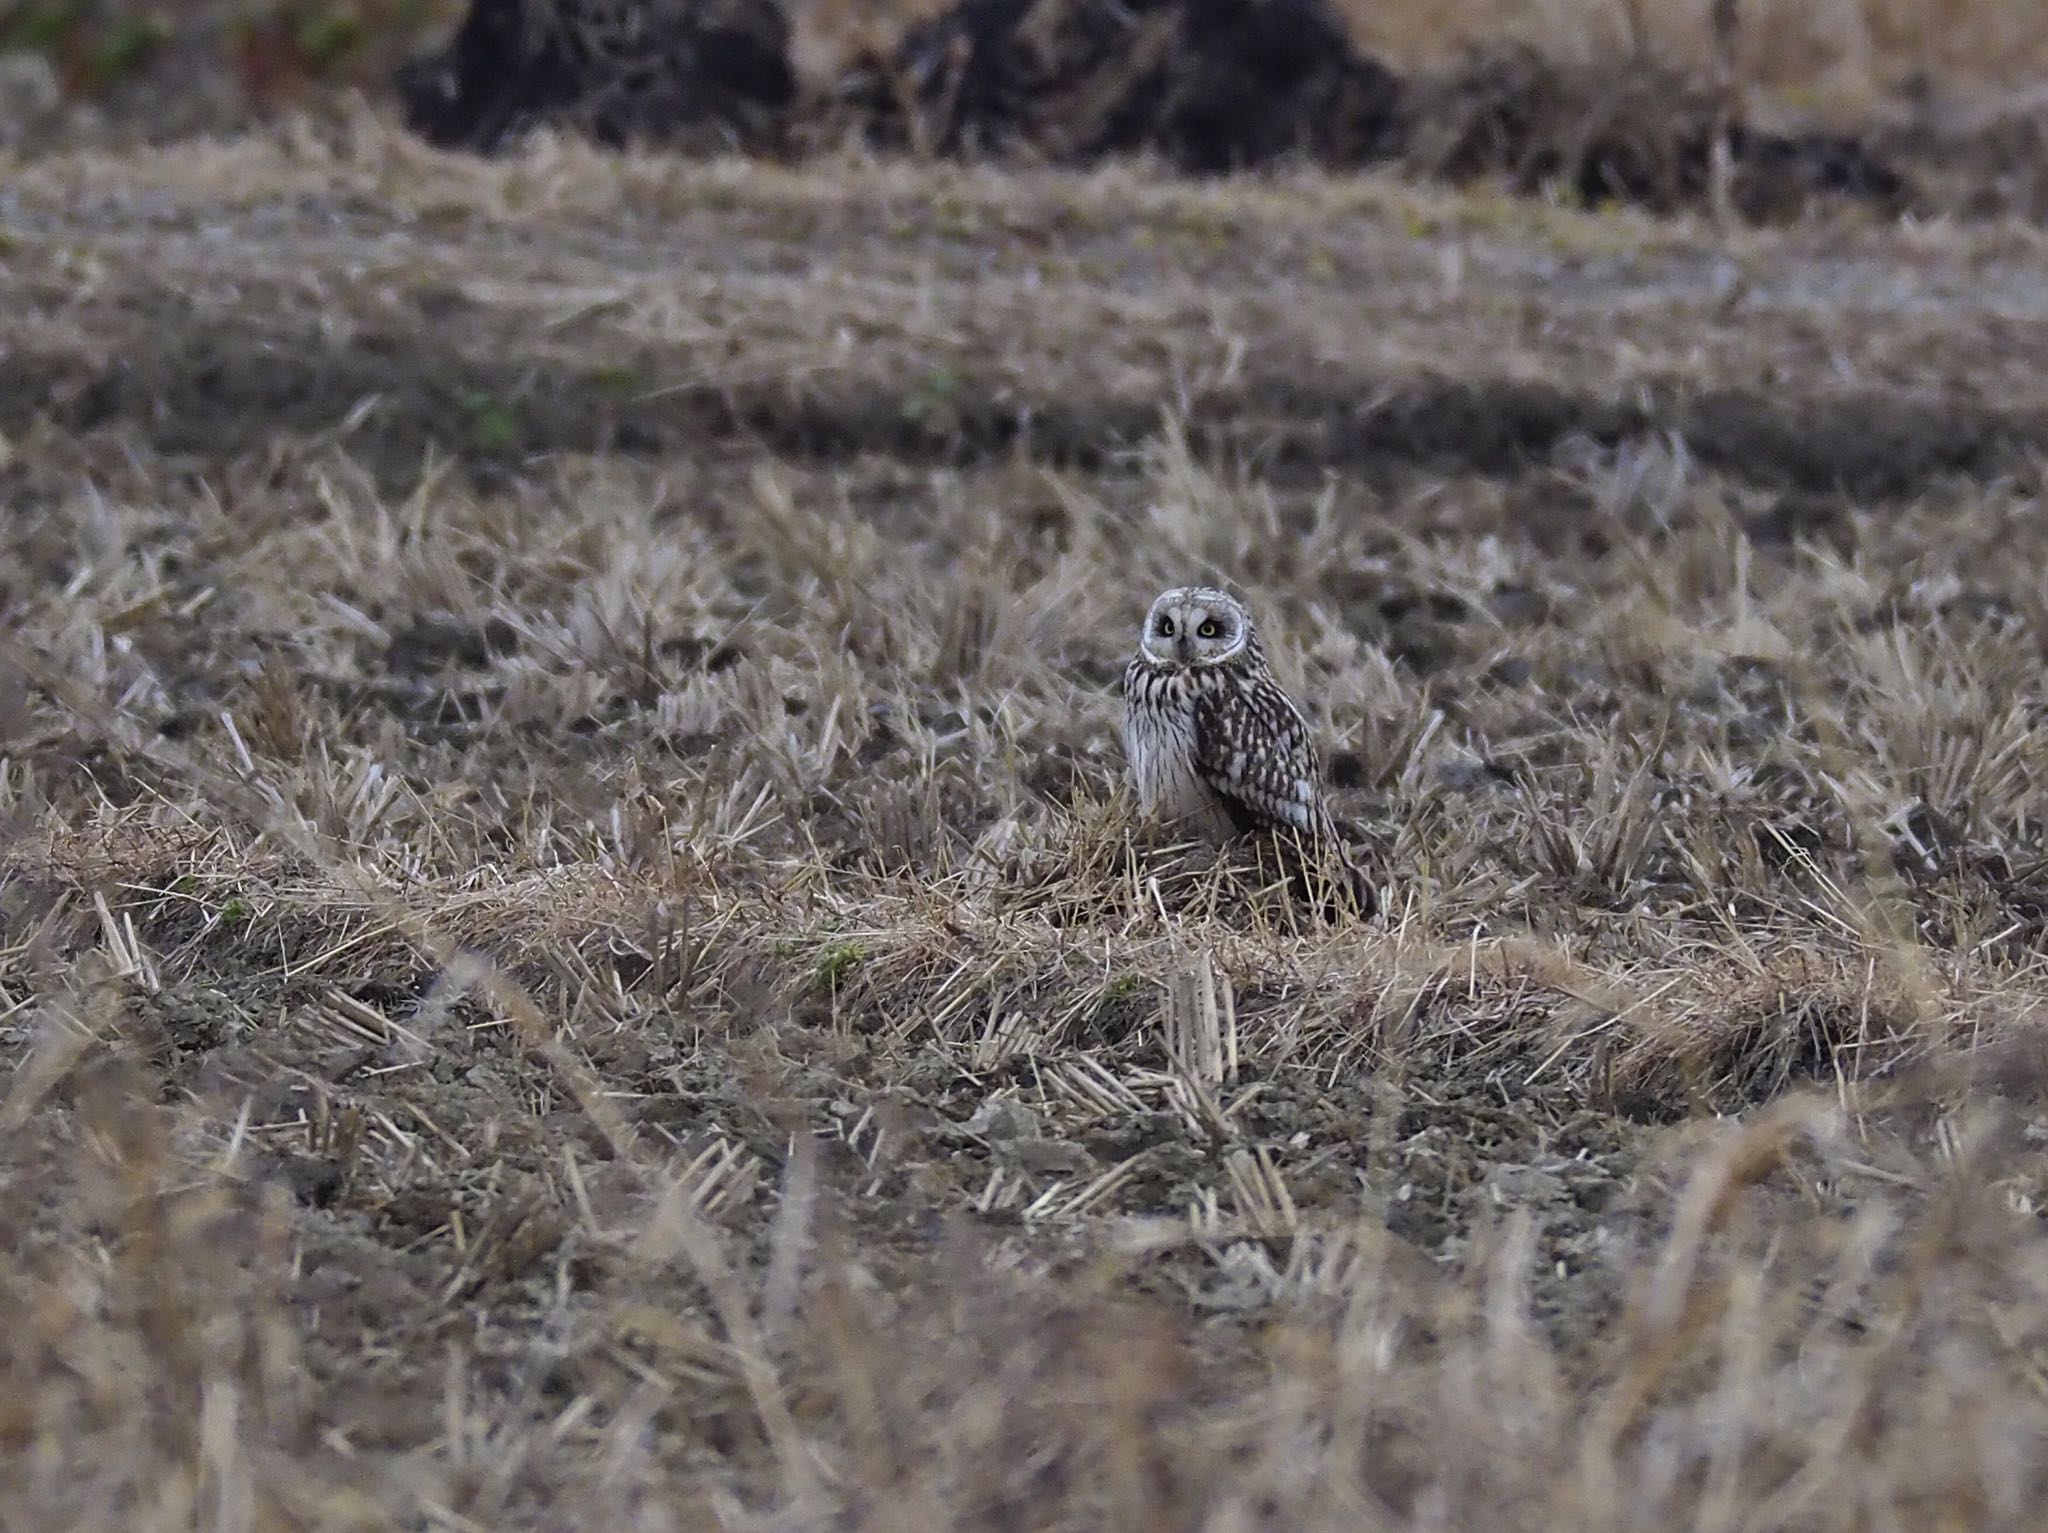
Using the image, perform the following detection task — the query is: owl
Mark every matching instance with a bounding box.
[1122,586,1369,909]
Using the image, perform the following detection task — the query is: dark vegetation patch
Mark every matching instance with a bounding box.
[823,0,1407,175]
[1396,43,1904,220]
[394,0,1934,223]
[395,0,794,153]
[11,0,2048,226]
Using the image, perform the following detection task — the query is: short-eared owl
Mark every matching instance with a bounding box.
[1122,587,1365,907]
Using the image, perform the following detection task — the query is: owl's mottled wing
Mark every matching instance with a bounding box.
[1190,673,1326,839]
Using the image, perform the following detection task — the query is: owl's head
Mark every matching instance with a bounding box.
[1137,586,1257,669]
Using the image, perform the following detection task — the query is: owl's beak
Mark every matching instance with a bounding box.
[1175,633,1194,664]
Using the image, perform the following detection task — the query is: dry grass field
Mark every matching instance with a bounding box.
[12,70,2048,1533]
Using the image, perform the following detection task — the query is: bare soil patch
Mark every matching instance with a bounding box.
[9,307,2047,499]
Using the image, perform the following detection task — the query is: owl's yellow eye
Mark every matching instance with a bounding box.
[1198,619,1220,639]
[1157,616,1176,638]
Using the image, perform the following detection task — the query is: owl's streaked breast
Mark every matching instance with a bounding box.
[1122,660,1238,839]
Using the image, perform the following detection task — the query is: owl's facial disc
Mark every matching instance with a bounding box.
[1141,587,1247,667]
